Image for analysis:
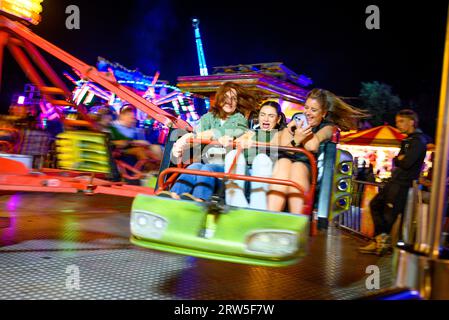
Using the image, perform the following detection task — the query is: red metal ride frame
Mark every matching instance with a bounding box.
[157,139,318,215]
[0,15,191,131]
[0,14,194,197]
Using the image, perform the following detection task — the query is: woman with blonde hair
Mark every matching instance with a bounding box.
[268,88,369,214]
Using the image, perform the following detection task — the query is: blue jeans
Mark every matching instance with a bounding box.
[170,163,224,201]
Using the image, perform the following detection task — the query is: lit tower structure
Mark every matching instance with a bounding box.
[192,18,208,76]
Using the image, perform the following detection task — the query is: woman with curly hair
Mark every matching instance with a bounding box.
[160,81,260,202]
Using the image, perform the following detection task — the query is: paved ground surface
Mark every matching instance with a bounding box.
[0,192,393,300]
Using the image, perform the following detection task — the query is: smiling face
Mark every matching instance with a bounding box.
[303,98,326,128]
[258,105,279,131]
[221,88,238,115]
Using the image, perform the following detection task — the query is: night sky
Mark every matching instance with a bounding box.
[1,0,448,137]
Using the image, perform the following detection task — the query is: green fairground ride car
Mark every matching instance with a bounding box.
[130,129,353,267]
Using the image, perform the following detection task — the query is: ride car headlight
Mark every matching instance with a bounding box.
[246,230,299,256]
[154,218,165,229]
[137,216,148,227]
[278,236,292,246]
[131,210,168,239]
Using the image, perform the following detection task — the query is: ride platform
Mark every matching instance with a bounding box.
[0,192,393,300]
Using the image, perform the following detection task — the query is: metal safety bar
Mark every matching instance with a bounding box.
[157,138,317,215]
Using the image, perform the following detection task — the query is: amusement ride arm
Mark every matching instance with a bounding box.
[0,16,192,131]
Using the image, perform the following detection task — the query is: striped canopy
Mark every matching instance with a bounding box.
[340,125,406,147]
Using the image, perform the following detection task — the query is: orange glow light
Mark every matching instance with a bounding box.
[0,0,44,25]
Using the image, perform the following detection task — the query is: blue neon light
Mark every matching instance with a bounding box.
[192,18,209,76]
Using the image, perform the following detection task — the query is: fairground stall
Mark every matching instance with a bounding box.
[339,125,434,182]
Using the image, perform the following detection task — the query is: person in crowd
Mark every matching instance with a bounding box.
[267,88,369,214]
[94,107,116,134]
[17,115,52,169]
[419,167,433,192]
[360,109,430,255]
[159,81,259,202]
[224,100,285,209]
[89,106,121,181]
[109,105,163,171]
[0,117,16,145]
[356,160,368,181]
[366,163,376,182]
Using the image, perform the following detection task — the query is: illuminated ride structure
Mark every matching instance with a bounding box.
[191,18,208,76]
[70,57,204,123]
[0,6,191,198]
[177,62,313,119]
[62,57,206,146]
[1,2,447,299]
[128,61,355,267]
[0,9,191,130]
[0,5,356,269]
[0,0,43,25]
[127,24,357,267]
[130,132,355,267]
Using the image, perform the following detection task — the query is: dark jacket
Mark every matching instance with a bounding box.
[392,128,429,186]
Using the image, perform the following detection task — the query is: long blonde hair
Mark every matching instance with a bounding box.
[306,88,370,131]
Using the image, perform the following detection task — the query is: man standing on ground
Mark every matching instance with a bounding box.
[359,109,429,255]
